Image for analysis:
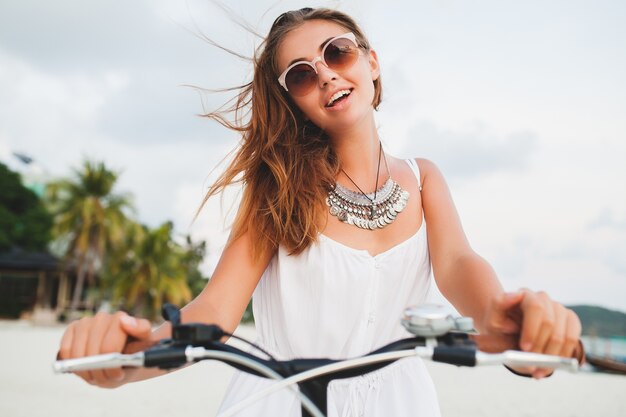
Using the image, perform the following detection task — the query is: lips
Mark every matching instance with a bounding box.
[325,88,353,107]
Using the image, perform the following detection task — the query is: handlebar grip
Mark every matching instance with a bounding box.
[432,347,476,367]
[53,352,144,374]
[143,346,188,369]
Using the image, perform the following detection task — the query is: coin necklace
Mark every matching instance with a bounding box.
[327,143,410,230]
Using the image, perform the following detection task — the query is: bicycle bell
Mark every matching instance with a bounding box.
[401,304,474,337]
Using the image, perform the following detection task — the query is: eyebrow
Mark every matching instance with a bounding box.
[286,36,335,68]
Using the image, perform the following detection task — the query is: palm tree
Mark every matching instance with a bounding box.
[106,222,194,320]
[179,234,209,298]
[47,160,133,313]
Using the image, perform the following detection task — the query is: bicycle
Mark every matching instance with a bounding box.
[53,303,582,417]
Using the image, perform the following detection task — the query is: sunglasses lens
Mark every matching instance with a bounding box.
[324,38,359,71]
[285,64,317,96]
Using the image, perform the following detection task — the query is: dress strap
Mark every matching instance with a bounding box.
[405,159,422,192]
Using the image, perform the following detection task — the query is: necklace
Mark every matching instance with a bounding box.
[327,143,410,230]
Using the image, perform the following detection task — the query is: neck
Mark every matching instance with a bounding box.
[328,114,386,190]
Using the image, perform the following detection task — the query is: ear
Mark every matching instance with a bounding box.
[368,49,380,81]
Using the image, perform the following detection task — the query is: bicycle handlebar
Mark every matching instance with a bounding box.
[52,304,582,417]
[53,343,578,374]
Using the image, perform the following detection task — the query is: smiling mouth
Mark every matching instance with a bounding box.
[325,89,353,107]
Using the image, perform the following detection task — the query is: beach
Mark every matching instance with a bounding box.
[1,320,625,417]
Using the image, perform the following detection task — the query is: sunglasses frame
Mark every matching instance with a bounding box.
[277,32,361,94]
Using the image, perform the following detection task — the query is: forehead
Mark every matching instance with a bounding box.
[276,19,349,71]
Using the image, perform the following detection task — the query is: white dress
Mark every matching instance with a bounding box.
[217,159,441,417]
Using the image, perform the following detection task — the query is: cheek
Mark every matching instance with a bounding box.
[362,80,376,105]
[292,95,322,119]
[359,71,377,102]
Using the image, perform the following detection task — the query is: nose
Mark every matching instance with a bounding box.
[315,60,338,88]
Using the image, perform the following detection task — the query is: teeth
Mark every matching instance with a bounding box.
[327,89,351,106]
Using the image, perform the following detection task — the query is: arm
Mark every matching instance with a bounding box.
[418,159,582,377]
[59,230,274,388]
[418,158,503,332]
[125,230,273,383]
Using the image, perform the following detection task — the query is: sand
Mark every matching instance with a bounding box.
[1,320,625,417]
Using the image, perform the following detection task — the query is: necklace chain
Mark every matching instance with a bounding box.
[340,142,383,204]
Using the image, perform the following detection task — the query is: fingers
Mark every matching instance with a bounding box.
[483,292,524,334]
[471,333,518,353]
[500,291,525,308]
[100,313,131,382]
[530,298,559,379]
[519,291,557,378]
[561,309,582,359]
[498,292,525,333]
[483,288,583,379]
[518,291,559,353]
[87,312,123,385]
[57,312,152,388]
[119,314,153,340]
[70,317,96,383]
[544,304,567,357]
[515,290,583,379]
[58,321,75,360]
[529,293,556,353]
[533,306,580,379]
[100,312,148,382]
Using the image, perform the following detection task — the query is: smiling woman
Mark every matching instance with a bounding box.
[54,5,587,417]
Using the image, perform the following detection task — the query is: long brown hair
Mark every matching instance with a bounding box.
[198,7,383,259]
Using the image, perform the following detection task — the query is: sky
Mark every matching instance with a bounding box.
[1,0,625,312]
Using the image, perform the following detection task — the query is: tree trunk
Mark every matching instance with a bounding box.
[85,253,98,311]
[70,259,87,313]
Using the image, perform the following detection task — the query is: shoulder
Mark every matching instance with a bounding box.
[413,158,438,173]
[411,158,445,189]
[387,156,447,194]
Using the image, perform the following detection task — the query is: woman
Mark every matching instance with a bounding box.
[58,7,582,416]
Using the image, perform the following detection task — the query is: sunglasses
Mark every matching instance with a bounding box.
[277,32,362,97]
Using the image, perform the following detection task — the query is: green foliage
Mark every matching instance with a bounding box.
[104,222,208,321]
[179,235,209,298]
[46,160,134,311]
[568,305,626,338]
[242,301,254,324]
[46,161,133,258]
[44,159,210,321]
[0,163,52,251]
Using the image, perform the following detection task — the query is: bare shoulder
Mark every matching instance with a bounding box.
[413,158,446,188]
[411,157,455,213]
[414,157,440,174]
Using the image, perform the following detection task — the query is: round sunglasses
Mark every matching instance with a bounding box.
[277,32,362,97]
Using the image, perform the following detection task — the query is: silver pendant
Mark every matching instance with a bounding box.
[327,178,410,230]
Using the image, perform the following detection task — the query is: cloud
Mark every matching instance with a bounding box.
[0,0,256,147]
[399,120,538,179]
[485,207,626,312]
[584,209,626,276]
[515,256,626,313]
[588,208,626,232]
[0,46,239,233]
[0,0,178,71]
[0,49,128,159]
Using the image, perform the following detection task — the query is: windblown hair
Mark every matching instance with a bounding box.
[199,7,383,260]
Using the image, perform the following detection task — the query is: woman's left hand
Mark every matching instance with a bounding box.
[482,289,583,378]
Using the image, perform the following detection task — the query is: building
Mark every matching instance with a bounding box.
[0,247,75,322]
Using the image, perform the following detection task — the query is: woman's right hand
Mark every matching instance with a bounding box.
[57,311,153,388]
